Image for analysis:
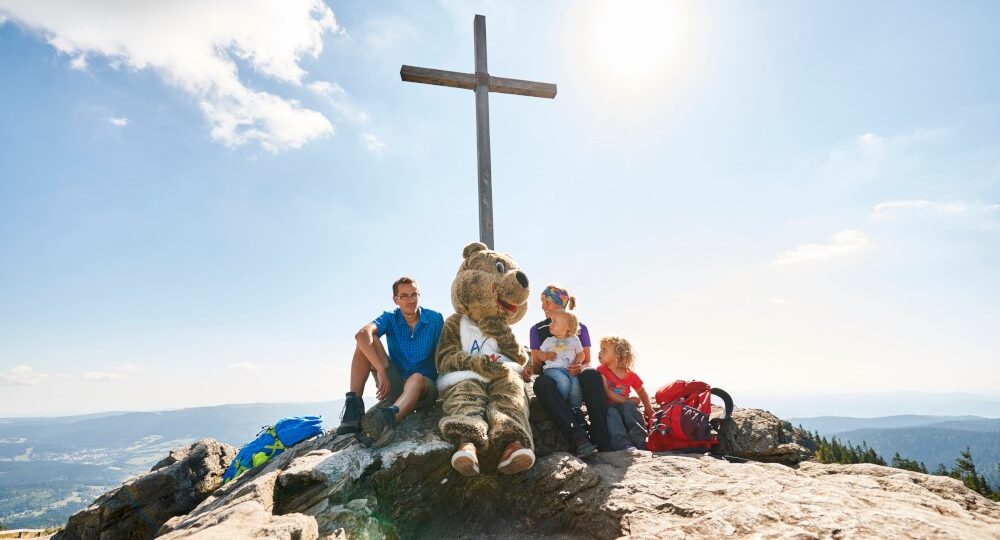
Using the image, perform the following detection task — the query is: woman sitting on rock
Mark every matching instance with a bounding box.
[525,284,611,455]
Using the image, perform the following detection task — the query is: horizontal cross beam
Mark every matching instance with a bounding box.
[400,65,557,99]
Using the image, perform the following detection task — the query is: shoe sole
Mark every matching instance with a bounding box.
[450,450,480,477]
[498,448,535,475]
[359,411,396,449]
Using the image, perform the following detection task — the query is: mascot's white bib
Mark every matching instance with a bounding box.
[459,315,510,363]
[438,315,522,391]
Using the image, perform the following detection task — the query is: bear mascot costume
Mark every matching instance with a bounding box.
[436,242,535,476]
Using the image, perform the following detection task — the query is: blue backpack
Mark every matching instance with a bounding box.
[222,415,323,484]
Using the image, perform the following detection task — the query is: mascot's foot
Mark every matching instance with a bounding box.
[498,442,535,475]
[451,442,480,477]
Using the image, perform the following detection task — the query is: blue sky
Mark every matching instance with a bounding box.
[1,1,998,416]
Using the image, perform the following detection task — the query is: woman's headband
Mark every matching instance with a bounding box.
[542,285,570,309]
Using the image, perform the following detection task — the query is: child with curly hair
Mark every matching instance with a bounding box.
[597,336,654,451]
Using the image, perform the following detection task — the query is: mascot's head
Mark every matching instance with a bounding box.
[452,242,530,324]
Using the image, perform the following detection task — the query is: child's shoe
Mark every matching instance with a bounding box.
[627,425,648,450]
[335,393,364,435]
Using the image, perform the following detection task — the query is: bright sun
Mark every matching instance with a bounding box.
[590,1,685,82]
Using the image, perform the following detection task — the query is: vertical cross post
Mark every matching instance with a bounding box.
[401,15,556,249]
[473,15,494,249]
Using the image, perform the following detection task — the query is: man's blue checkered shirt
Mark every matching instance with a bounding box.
[373,307,444,381]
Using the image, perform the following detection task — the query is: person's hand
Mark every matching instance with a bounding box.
[644,412,654,427]
[521,366,533,383]
[542,351,557,361]
[374,368,390,401]
[568,363,583,376]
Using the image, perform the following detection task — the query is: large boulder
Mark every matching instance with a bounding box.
[713,407,814,464]
[154,408,999,539]
[53,439,235,540]
[51,406,1000,539]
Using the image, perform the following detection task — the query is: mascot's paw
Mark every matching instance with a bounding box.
[497,442,535,475]
[451,443,480,477]
[473,354,509,380]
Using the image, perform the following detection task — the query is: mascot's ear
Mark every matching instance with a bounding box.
[463,242,489,259]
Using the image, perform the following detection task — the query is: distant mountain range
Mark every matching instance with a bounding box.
[0,400,346,529]
[742,391,1000,418]
[791,414,1000,490]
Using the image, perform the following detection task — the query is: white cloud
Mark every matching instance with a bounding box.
[83,371,125,382]
[228,362,261,371]
[117,364,140,373]
[874,199,1000,219]
[362,132,385,152]
[0,13,7,24]
[358,16,416,51]
[309,80,386,151]
[0,365,48,386]
[770,230,873,268]
[0,0,339,152]
[107,116,128,127]
[308,81,369,124]
[68,53,87,70]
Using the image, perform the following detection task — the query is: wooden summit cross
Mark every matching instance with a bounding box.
[401,14,556,249]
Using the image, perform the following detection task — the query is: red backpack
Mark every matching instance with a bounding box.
[647,380,734,452]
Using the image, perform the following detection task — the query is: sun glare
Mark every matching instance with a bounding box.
[590,1,685,82]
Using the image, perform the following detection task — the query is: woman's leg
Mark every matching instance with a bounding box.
[533,373,583,439]
[567,375,583,409]
[579,369,613,451]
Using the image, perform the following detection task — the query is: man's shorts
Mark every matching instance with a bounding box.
[372,361,438,410]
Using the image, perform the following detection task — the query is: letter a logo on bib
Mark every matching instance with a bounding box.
[470,340,482,355]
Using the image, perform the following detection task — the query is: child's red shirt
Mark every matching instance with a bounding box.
[597,364,644,403]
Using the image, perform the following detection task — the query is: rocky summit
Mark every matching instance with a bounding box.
[51,407,1000,539]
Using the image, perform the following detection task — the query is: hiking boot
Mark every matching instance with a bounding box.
[359,407,398,448]
[335,393,364,435]
[572,432,597,458]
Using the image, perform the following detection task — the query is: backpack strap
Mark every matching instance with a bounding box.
[708,388,734,431]
[710,387,734,419]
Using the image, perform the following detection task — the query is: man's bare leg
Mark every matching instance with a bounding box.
[349,338,389,395]
[338,339,389,435]
[392,373,429,422]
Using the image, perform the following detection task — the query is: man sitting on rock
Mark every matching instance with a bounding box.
[336,276,444,448]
